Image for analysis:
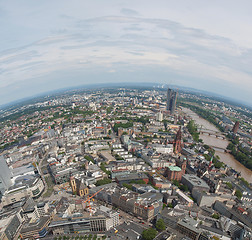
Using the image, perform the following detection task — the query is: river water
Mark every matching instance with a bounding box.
[182,108,252,183]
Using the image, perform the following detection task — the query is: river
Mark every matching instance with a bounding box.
[182,107,252,183]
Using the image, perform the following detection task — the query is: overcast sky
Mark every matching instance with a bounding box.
[0,0,252,106]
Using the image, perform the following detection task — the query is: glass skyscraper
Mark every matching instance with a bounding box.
[166,88,178,114]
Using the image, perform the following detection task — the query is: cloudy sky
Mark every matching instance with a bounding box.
[0,0,252,106]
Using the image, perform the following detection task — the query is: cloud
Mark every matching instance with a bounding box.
[121,8,139,16]
[0,11,251,106]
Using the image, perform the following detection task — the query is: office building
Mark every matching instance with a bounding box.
[0,213,23,240]
[0,156,12,197]
[181,174,210,192]
[177,218,201,240]
[48,206,119,234]
[156,112,163,121]
[1,176,45,206]
[166,88,178,114]
[20,216,50,239]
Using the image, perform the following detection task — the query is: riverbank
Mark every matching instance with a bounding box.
[180,103,225,132]
[181,107,252,183]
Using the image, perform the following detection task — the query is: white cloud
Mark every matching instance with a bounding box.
[0,1,252,106]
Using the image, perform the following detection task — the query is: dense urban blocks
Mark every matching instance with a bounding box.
[0,87,251,240]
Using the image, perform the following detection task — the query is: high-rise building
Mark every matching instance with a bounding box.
[0,156,12,197]
[156,111,163,122]
[166,88,178,114]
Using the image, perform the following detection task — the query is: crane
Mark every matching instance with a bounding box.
[82,188,104,215]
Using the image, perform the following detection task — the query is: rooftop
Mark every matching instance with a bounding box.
[182,174,210,189]
[0,215,14,234]
[116,172,148,182]
[20,216,50,234]
[168,166,181,171]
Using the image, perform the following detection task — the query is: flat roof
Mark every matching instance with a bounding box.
[168,166,181,171]
[0,215,14,233]
[178,218,201,234]
[20,216,50,233]
[182,174,209,189]
[99,150,116,161]
[116,173,148,181]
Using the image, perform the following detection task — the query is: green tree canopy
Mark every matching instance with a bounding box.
[95,178,112,186]
[156,218,166,231]
[142,228,158,240]
[235,189,242,199]
[212,213,220,219]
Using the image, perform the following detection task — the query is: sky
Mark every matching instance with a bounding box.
[0,0,252,106]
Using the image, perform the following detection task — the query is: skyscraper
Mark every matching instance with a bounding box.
[166,88,178,114]
[0,156,12,197]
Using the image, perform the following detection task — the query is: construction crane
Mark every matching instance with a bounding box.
[82,188,104,215]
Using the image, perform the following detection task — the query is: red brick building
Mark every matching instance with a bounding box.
[166,166,183,181]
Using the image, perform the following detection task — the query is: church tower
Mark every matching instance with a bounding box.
[174,126,182,153]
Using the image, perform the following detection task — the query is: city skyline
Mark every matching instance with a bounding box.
[0,1,252,106]
[0,86,251,239]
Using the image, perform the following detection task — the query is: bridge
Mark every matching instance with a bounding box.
[207,145,229,152]
[196,125,226,140]
[199,130,226,140]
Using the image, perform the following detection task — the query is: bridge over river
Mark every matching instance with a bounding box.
[182,107,252,182]
[199,128,226,140]
[207,145,230,152]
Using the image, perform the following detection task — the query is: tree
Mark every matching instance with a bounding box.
[203,144,210,149]
[142,228,158,240]
[100,162,111,175]
[240,178,249,187]
[172,180,180,187]
[235,189,242,199]
[156,218,166,231]
[179,184,189,192]
[84,155,95,163]
[95,178,112,186]
[122,183,133,190]
[212,213,220,219]
[167,203,173,208]
[225,182,233,190]
[214,161,223,169]
[187,120,200,142]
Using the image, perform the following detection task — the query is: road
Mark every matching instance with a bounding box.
[37,139,56,201]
